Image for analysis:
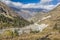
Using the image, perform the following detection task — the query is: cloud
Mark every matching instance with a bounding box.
[0,0,58,10]
[40,0,52,4]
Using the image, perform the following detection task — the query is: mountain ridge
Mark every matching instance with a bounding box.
[0,2,32,29]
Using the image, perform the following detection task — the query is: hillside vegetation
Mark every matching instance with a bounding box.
[0,2,32,29]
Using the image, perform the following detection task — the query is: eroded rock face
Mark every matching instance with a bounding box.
[0,1,18,17]
[0,7,6,13]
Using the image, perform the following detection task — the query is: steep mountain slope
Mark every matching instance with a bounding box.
[16,4,60,40]
[0,2,32,29]
[35,4,60,40]
[30,12,48,22]
[40,4,60,26]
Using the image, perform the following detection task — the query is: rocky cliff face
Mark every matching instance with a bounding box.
[0,1,18,17]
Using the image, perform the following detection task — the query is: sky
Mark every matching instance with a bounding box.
[0,0,60,10]
[11,0,40,4]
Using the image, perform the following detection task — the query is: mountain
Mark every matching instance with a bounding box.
[33,4,60,28]
[15,4,60,40]
[0,1,60,40]
[30,4,60,22]
[0,2,32,29]
[35,4,60,40]
[10,6,48,21]
[11,7,48,12]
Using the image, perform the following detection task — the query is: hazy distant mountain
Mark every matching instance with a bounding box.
[10,6,49,21]
[11,7,48,12]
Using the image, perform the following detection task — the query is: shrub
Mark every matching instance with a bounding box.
[30,30,40,33]
[3,30,13,38]
[37,38,51,40]
[13,29,19,37]
[53,38,60,40]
